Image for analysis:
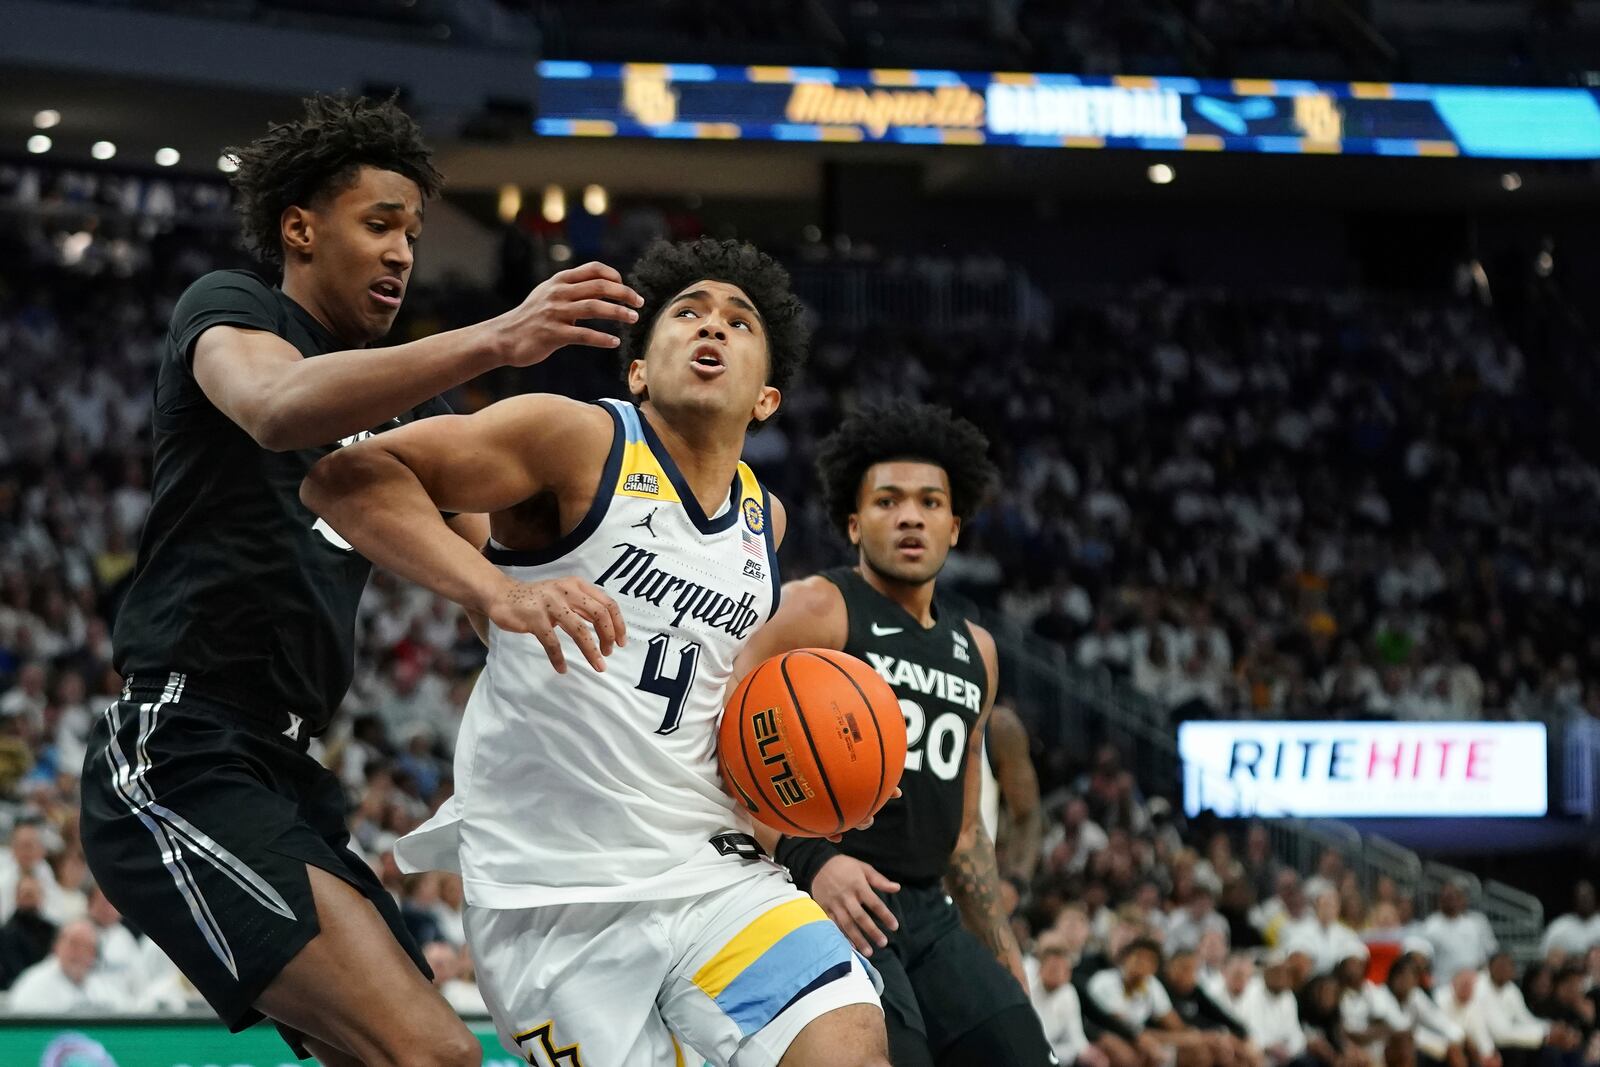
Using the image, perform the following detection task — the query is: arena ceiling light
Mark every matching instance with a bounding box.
[582,184,608,216]
[1147,163,1175,185]
[497,184,522,224]
[1501,172,1522,192]
[33,109,61,130]
[91,140,116,160]
[155,147,181,167]
[216,153,239,174]
[27,134,51,154]
[541,184,566,224]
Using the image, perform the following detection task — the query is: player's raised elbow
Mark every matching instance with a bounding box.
[300,443,385,516]
[250,406,307,452]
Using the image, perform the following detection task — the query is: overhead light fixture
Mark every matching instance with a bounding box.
[541,184,566,224]
[33,109,60,130]
[1147,163,1175,185]
[217,153,239,174]
[582,184,607,216]
[497,184,522,224]
[1500,172,1522,192]
[91,140,116,160]
[155,147,181,167]
[27,134,51,154]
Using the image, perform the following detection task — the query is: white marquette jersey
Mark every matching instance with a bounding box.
[397,399,780,907]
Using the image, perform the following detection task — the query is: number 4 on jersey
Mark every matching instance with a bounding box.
[635,633,701,735]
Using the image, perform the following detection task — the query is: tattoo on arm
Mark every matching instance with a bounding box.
[946,826,1025,979]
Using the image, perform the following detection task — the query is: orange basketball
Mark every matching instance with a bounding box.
[719,648,907,838]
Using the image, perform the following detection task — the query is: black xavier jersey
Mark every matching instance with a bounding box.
[112,270,449,731]
[820,566,989,884]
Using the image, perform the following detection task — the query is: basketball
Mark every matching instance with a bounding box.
[719,648,908,838]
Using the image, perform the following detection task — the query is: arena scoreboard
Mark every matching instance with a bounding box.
[536,61,1600,160]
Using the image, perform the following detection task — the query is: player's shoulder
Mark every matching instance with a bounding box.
[768,573,850,648]
[174,269,277,314]
[779,573,849,620]
[962,618,998,665]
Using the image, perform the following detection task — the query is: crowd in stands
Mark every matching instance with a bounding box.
[1015,761,1600,1067]
[0,165,1597,1041]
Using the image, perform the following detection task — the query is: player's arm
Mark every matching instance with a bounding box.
[301,394,625,673]
[194,263,640,452]
[988,701,1043,882]
[944,623,1029,991]
[443,512,493,644]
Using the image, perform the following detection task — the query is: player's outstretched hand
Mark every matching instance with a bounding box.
[497,261,644,367]
[483,577,627,674]
[811,854,900,958]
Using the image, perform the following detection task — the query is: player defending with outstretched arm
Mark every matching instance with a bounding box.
[303,239,890,1067]
[736,402,1057,1067]
[80,94,641,1067]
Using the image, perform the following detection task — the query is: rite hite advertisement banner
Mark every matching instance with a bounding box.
[536,60,1600,160]
[1179,721,1549,819]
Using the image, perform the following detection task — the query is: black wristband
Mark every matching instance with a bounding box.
[773,836,841,892]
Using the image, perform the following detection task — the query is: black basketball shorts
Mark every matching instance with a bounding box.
[80,672,430,1037]
[874,882,1053,1066]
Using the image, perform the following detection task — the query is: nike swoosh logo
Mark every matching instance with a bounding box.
[871,623,903,636]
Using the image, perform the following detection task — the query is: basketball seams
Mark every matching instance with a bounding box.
[794,649,889,816]
[734,663,810,835]
[778,653,848,837]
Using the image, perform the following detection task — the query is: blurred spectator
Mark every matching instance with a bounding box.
[1166,887,1231,955]
[1031,934,1112,1067]
[0,823,66,925]
[1422,885,1499,985]
[1285,891,1366,977]
[84,884,140,1001]
[1161,947,1254,1065]
[0,874,56,988]
[1435,967,1501,1067]
[1087,937,1214,1067]
[7,919,131,1013]
[1478,953,1563,1056]
[1541,882,1600,963]
[423,940,487,1017]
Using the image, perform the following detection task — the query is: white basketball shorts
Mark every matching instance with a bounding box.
[465,864,883,1067]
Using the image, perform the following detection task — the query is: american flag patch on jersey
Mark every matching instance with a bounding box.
[742,526,764,557]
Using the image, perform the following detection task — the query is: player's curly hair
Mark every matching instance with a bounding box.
[620,237,809,403]
[226,93,443,267]
[817,401,998,533]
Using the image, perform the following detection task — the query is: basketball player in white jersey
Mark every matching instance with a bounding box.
[302,238,888,1067]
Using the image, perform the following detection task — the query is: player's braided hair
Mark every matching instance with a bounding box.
[620,237,810,406]
[817,401,998,533]
[226,93,442,267]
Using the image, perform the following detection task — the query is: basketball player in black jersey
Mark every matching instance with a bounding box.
[736,402,1056,1067]
[79,95,639,1066]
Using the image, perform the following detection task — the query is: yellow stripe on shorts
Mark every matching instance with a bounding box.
[691,897,828,998]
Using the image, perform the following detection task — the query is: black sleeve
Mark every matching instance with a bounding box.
[774,836,841,893]
[1076,973,1140,1041]
[1196,985,1250,1038]
[170,270,281,372]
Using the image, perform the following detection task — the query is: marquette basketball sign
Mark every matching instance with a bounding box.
[537,61,1600,159]
[1179,721,1548,818]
